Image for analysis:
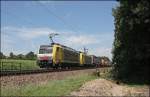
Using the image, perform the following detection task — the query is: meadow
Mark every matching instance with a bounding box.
[1,74,97,96]
[0,59,39,70]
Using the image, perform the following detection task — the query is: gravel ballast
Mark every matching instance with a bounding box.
[1,68,97,87]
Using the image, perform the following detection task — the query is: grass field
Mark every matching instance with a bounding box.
[1,74,97,96]
[0,59,39,70]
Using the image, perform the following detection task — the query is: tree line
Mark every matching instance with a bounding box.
[0,51,37,60]
[112,0,149,84]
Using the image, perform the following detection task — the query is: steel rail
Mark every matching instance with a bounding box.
[1,67,108,76]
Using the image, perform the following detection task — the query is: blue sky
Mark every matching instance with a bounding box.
[1,1,118,59]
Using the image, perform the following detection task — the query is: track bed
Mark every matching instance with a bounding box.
[0,67,98,76]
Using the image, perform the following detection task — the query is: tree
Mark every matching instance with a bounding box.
[9,52,14,59]
[17,54,24,59]
[112,0,150,84]
[25,51,36,60]
[0,52,6,59]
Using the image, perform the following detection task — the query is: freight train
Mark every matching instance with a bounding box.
[37,43,110,68]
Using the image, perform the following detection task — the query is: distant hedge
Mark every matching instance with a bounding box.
[0,51,36,60]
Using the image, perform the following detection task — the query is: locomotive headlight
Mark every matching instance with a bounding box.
[48,56,52,63]
[48,60,52,63]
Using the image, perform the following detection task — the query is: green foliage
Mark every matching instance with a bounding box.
[0,59,39,70]
[112,0,150,84]
[9,52,15,59]
[1,51,37,60]
[17,54,24,59]
[1,74,97,96]
[0,52,6,59]
[25,51,36,60]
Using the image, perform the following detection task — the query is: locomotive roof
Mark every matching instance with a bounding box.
[54,43,79,53]
[40,45,52,47]
[39,44,100,57]
[40,43,79,53]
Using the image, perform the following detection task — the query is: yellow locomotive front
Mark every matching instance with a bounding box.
[37,44,63,68]
[79,52,93,67]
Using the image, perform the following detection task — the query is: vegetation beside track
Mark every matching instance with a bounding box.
[112,0,149,84]
[1,70,148,96]
[0,59,39,70]
[1,74,97,96]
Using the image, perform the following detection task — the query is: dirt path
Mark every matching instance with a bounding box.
[70,78,149,96]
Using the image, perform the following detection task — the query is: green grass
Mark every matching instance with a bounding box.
[1,74,97,96]
[0,59,39,70]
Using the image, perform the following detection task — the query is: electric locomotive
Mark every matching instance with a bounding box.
[37,43,111,68]
[37,43,81,68]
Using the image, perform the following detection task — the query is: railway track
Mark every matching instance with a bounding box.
[0,67,100,76]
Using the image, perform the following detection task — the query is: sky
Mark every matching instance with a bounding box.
[1,1,118,59]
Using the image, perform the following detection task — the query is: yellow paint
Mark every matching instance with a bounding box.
[52,44,63,65]
[52,44,86,66]
[80,52,85,65]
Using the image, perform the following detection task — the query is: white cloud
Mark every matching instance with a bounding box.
[1,26,113,59]
[90,47,112,60]
[35,1,56,10]
[1,33,15,51]
[2,26,59,39]
[37,1,55,4]
[65,35,99,46]
[18,28,55,39]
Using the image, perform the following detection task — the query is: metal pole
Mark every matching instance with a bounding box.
[11,62,13,71]
[20,63,21,72]
[2,62,3,71]
[49,33,59,44]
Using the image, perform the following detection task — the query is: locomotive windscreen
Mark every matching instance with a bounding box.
[39,46,52,54]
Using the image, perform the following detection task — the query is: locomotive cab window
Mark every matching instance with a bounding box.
[39,47,52,54]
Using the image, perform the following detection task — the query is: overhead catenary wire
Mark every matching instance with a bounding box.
[2,10,37,27]
[2,1,83,48]
[35,1,80,33]
[3,1,80,33]
[2,3,55,28]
